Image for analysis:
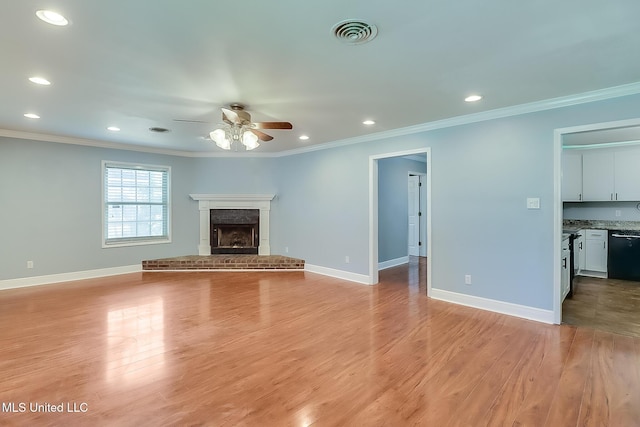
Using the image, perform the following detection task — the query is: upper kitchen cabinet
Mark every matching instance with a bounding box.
[561,152,583,201]
[614,149,640,201]
[564,145,640,202]
[582,151,615,201]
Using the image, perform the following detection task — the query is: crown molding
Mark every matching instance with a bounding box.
[0,129,201,157]
[273,81,640,157]
[3,81,640,158]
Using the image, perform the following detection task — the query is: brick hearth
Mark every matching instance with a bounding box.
[142,255,304,271]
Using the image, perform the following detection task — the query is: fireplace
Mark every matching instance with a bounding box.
[190,194,274,256]
[210,209,259,254]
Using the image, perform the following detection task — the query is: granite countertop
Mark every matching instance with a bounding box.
[563,219,640,231]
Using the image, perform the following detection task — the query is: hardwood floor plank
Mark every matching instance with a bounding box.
[563,276,640,338]
[1,259,639,425]
[576,329,614,427]
[608,335,640,426]
[500,324,578,427]
[542,328,595,427]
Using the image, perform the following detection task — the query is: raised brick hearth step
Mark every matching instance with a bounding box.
[142,255,304,271]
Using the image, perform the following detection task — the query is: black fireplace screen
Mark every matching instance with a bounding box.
[210,209,259,254]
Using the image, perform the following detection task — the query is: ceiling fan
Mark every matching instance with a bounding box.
[180,104,293,150]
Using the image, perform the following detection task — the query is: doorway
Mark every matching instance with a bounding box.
[555,117,640,333]
[369,148,432,295]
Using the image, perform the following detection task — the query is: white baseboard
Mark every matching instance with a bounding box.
[577,271,607,279]
[430,288,555,324]
[378,256,409,270]
[0,265,141,291]
[304,264,372,285]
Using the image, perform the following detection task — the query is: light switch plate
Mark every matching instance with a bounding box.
[527,197,540,209]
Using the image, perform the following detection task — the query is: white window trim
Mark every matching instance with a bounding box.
[101,160,172,248]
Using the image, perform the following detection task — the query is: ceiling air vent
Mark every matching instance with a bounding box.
[332,19,378,45]
[149,127,170,133]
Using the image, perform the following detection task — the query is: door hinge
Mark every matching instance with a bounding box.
[419,182,422,187]
[419,241,422,246]
[418,212,422,216]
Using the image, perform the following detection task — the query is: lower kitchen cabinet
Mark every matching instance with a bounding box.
[584,229,608,274]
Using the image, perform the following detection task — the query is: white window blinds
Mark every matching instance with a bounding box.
[103,162,170,247]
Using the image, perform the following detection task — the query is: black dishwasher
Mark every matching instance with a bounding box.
[608,230,640,282]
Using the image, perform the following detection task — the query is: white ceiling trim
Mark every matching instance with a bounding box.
[3,81,640,159]
[272,81,640,158]
[0,129,197,157]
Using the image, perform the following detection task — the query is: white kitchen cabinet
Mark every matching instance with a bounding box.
[584,229,608,274]
[614,149,640,201]
[561,239,571,301]
[576,231,585,273]
[582,151,615,201]
[561,152,583,201]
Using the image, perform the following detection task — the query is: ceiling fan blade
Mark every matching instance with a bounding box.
[253,121,293,130]
[222,108,241,125]
[250,129,274,141]
[173,119,209,123]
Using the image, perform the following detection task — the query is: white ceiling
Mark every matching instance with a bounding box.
[2,1,640,154]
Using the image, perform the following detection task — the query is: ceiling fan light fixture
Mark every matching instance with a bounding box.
[242,131,260,150]
[210,129,230,150]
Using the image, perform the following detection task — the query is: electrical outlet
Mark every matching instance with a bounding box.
[615,210,621,217]
[345,256,350,263]
[285,246,289,253]
[465,274,472,285]
[27,260,34,269]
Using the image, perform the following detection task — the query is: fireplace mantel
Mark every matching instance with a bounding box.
[189,194,274,256]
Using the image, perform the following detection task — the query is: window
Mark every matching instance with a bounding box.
[103,161,171,247]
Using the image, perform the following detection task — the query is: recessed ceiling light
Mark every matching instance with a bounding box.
[28,76,51,85]
[107,126,120,132]
[35,10,69,26]
[24,113,40,119]
[363,120,375,125]
[299,135,309,141]
[465,95,482,102]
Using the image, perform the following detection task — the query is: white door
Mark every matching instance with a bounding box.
[408,175,420,256]
[419,175,427,257]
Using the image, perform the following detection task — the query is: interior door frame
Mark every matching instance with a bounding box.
[553,116,640,324]
[369,147,432,296]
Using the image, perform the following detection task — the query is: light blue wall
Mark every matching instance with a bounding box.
[0,137,197,280]
[378,157,427,262]
[4,92,640,313]
[269,144,371,273]
[190,157,278,195]
[272,93,640,311]
[0,140,281,280]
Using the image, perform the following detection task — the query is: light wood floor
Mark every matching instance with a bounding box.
[1,258,639,426]
[563,275,640,338]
